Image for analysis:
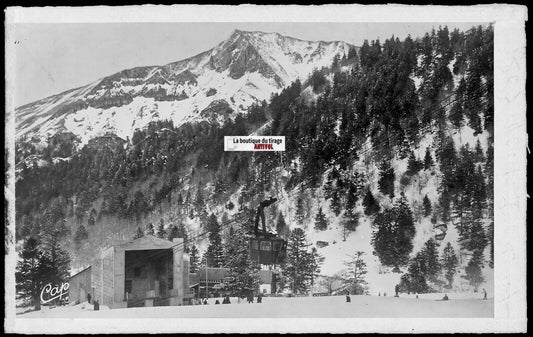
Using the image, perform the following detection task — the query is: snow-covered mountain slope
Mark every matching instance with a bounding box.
[15,30,354,145]
[278,122,494,296]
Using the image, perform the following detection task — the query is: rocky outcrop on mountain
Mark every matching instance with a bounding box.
[86,134,127,152]
[86,91,134,110]
[167,69,198,86]
[200,100,233,122]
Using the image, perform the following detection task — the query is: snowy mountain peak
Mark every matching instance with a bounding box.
[15,31,355,146]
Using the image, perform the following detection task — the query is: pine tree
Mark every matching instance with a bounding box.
[282,228,312,295]
[406,151,422,175]
[323,169,337,200]
[329,191,342,217]
[73,225,89,250]
[213,176,228,204]
[464,71,484,135]
[438,189,452,222]
[205,214,224,267]
[295,197,306,226]
[146,223,155,236]
[189,245,199,274]
[378,160,395,198]
[474,139,485,162]
[194,187,206,223]
[40,230,71,288]
[156,219,166,239]
[88,208,96,226]
[133,227,144,239]
[372,197,416,268]
[423,195,432,217]
[459,218,487,253]
[471,166,487,219]
[363,189,380,216]
[423,147,434,170]
[421,238,441,281]
[331,54,341,72]
[342,251,368,295]
[16,237,49,310]
[347,45,358,60]
[464,250,485,291]
[167,225,179,241]
[449,96,465,129]
[345,177,360,211]
[399,252,430,293]
[314,207,329,231]
[341,209,359,241]
[306,247,325,294]
[441,242,458,288]
[225,223,261,296]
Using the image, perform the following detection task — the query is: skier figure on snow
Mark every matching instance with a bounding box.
[254,197,278,237]
[482,288,487,300]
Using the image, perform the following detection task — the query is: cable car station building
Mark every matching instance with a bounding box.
[70,236,192,309]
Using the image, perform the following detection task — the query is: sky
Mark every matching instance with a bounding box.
[10,22,483,107]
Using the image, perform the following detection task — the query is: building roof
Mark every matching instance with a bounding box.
[190,267,229,284]
[69,266,91,279]
[189,268,274,285]
[115,235,182,251]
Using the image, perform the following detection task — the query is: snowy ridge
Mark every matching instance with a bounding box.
[15,30,354,146]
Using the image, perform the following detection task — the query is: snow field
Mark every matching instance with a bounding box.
[18,295,493,319]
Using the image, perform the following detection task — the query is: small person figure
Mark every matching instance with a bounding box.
[203,298,208,305]
[395,284,400,297]
[257,293,263,303]
[442,294,449,301]
[416,293,419,299]
[384,292,387,297]
[482,288,487,300]
[378,292,381,296]
[215,300,220,305]
[87,293,92,304]
[346,295,351,303]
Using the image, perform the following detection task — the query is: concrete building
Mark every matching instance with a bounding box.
[68,236,192,309]
[189,267,230,298]
[188,268,277,297]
